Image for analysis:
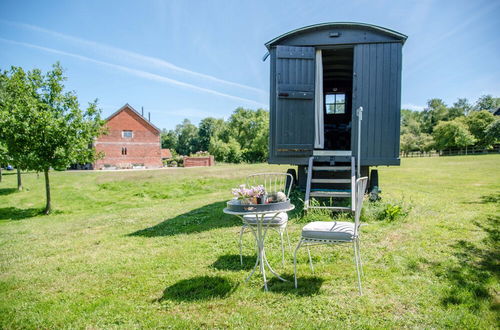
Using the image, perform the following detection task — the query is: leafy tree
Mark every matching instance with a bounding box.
[209,136,242,163]
[0,63,105,214]
[484,118,500,147]
[160,129,177,150]
[420,99,449,134]
[400,132,418,155]
[463,110,495,147]
[0,142,9,182]
[175,119,199,155]
[198,117,225,152]
[449,98,471,119]
[474,95,500,112]
[227,107,269,162]
[432,119,476,151]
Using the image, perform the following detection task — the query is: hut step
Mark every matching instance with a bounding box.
[312,166,351,171]
[311,178,351,183]
[310,190,351,197]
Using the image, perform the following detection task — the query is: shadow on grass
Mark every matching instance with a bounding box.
[128,201,240,237]
[211,254,256,271]
[434,215,499,313]
[158,275,238,302]
[0,188,17,196]
[267,274,324,296]
[0,207,42,221]
[463,192,500,205]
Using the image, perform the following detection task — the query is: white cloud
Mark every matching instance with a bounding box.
[0,20,266,95]
[402,103,425,111]
[0,37,267,108]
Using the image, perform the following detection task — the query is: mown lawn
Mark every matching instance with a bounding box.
[0,156,499,328]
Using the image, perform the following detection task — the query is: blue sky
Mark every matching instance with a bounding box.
[1,0,499,130]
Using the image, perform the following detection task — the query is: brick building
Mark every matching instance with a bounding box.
[94,104,162,169]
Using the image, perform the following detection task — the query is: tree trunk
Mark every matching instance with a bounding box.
[44,169,51,215]
[17,168,22,191]
[0,167,2,182]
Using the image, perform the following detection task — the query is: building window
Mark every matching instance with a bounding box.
[122,130,133,138]
[325,93,346,114]
[121,147,127,155]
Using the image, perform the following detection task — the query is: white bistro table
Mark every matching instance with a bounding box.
[223,203,295,291]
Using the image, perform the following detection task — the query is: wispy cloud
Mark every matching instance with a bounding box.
[0,37,267,108]
[402,103,425,111]
[0,20,266,95]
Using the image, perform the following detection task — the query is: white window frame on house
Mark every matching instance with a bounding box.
[122,130,133,138]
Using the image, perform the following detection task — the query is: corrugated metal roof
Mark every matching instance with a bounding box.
[265,22,407,49]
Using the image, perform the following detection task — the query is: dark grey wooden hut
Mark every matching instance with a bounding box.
[265,22,407,196]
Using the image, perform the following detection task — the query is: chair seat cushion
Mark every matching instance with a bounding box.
[243,212,288,226]
[301,221,355,241]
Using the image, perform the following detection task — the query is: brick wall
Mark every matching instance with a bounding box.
[94,106,162,169]
[184,156,215,167]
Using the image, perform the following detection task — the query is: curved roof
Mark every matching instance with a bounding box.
[265,22,407,49]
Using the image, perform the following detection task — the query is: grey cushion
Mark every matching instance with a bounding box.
[243,212,288,226]
[301,221,355,241]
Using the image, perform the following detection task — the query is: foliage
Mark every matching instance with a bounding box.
[362,198,411,222]
[160,129,177,149]
[474,94,500,112]
[484,118,500,146]
[432,119,476,150]
[175,119,199,155]
[198,117,225,152]
[462,110,495,148]
[0,63,105,213]
[189,151,210,157]
[209,136,242,163]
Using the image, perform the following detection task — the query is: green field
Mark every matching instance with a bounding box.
[1,155,499,328]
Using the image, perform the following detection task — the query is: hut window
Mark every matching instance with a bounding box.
[122,130,133,138]
[325,94,345,114]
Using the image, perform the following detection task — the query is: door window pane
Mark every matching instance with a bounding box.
[325,94,346,114]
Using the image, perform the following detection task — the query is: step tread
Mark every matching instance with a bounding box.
[312,166,351,171]
[307,206,352,211]
[311,178,351,183]
[310,191,351,197]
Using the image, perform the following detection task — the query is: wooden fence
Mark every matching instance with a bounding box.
[400,144,500,158]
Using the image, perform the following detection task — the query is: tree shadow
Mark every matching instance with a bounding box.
[128,201,240,237]
[0,188,17,196]
[211,254,256,271]
[432,215,499,314]
[157,275,238,302]
[267,274,324,296]
[463,192,500,205]
[0,207,42,221]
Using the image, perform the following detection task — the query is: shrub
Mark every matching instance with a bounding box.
[363,199,412,222]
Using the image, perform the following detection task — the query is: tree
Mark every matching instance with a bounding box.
[209,136,242,163]
[400,132,418,155]
[449,98,471,118]
[175,119,199,155]
[160,129,178,150]
[198,117,225,152]
[484,118,500,147]
[463,110,495,148]
[420,99,449,134]
[227,107,269,162]
[0,142,9,182]
[432,119,476,151]
[0,63,105,214]
[474,95,500,112]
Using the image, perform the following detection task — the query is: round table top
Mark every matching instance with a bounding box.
[223,204,295,215]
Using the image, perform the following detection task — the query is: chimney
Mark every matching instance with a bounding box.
[148,112,151,122]
[141,106,144,117]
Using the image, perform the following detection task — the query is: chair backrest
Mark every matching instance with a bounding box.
[354,177,369,235]
[246,172,294,198]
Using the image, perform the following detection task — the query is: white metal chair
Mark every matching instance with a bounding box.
[239,172,294,267]
[294,177,369,295]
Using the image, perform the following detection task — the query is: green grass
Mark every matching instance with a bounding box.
[0,156,499,328]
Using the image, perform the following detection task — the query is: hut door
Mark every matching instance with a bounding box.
[274,45,315,157]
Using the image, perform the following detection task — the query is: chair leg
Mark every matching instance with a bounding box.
[279,229,285,267]
[285,226,292,250]
[294,239,303,288]
[239,226,245,266]
[307,246,314,273]
[356,238,364,277]
[353,241,363,295]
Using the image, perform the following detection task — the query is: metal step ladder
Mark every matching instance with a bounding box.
[304,156,356,212]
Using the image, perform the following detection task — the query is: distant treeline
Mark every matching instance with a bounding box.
[161,107,268,163]
[401,95,499,155]
[162,95,500,163]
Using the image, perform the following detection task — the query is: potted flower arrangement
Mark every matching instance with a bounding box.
[232,184,267,205]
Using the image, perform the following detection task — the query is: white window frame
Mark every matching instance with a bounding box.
[122,130,133,138]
